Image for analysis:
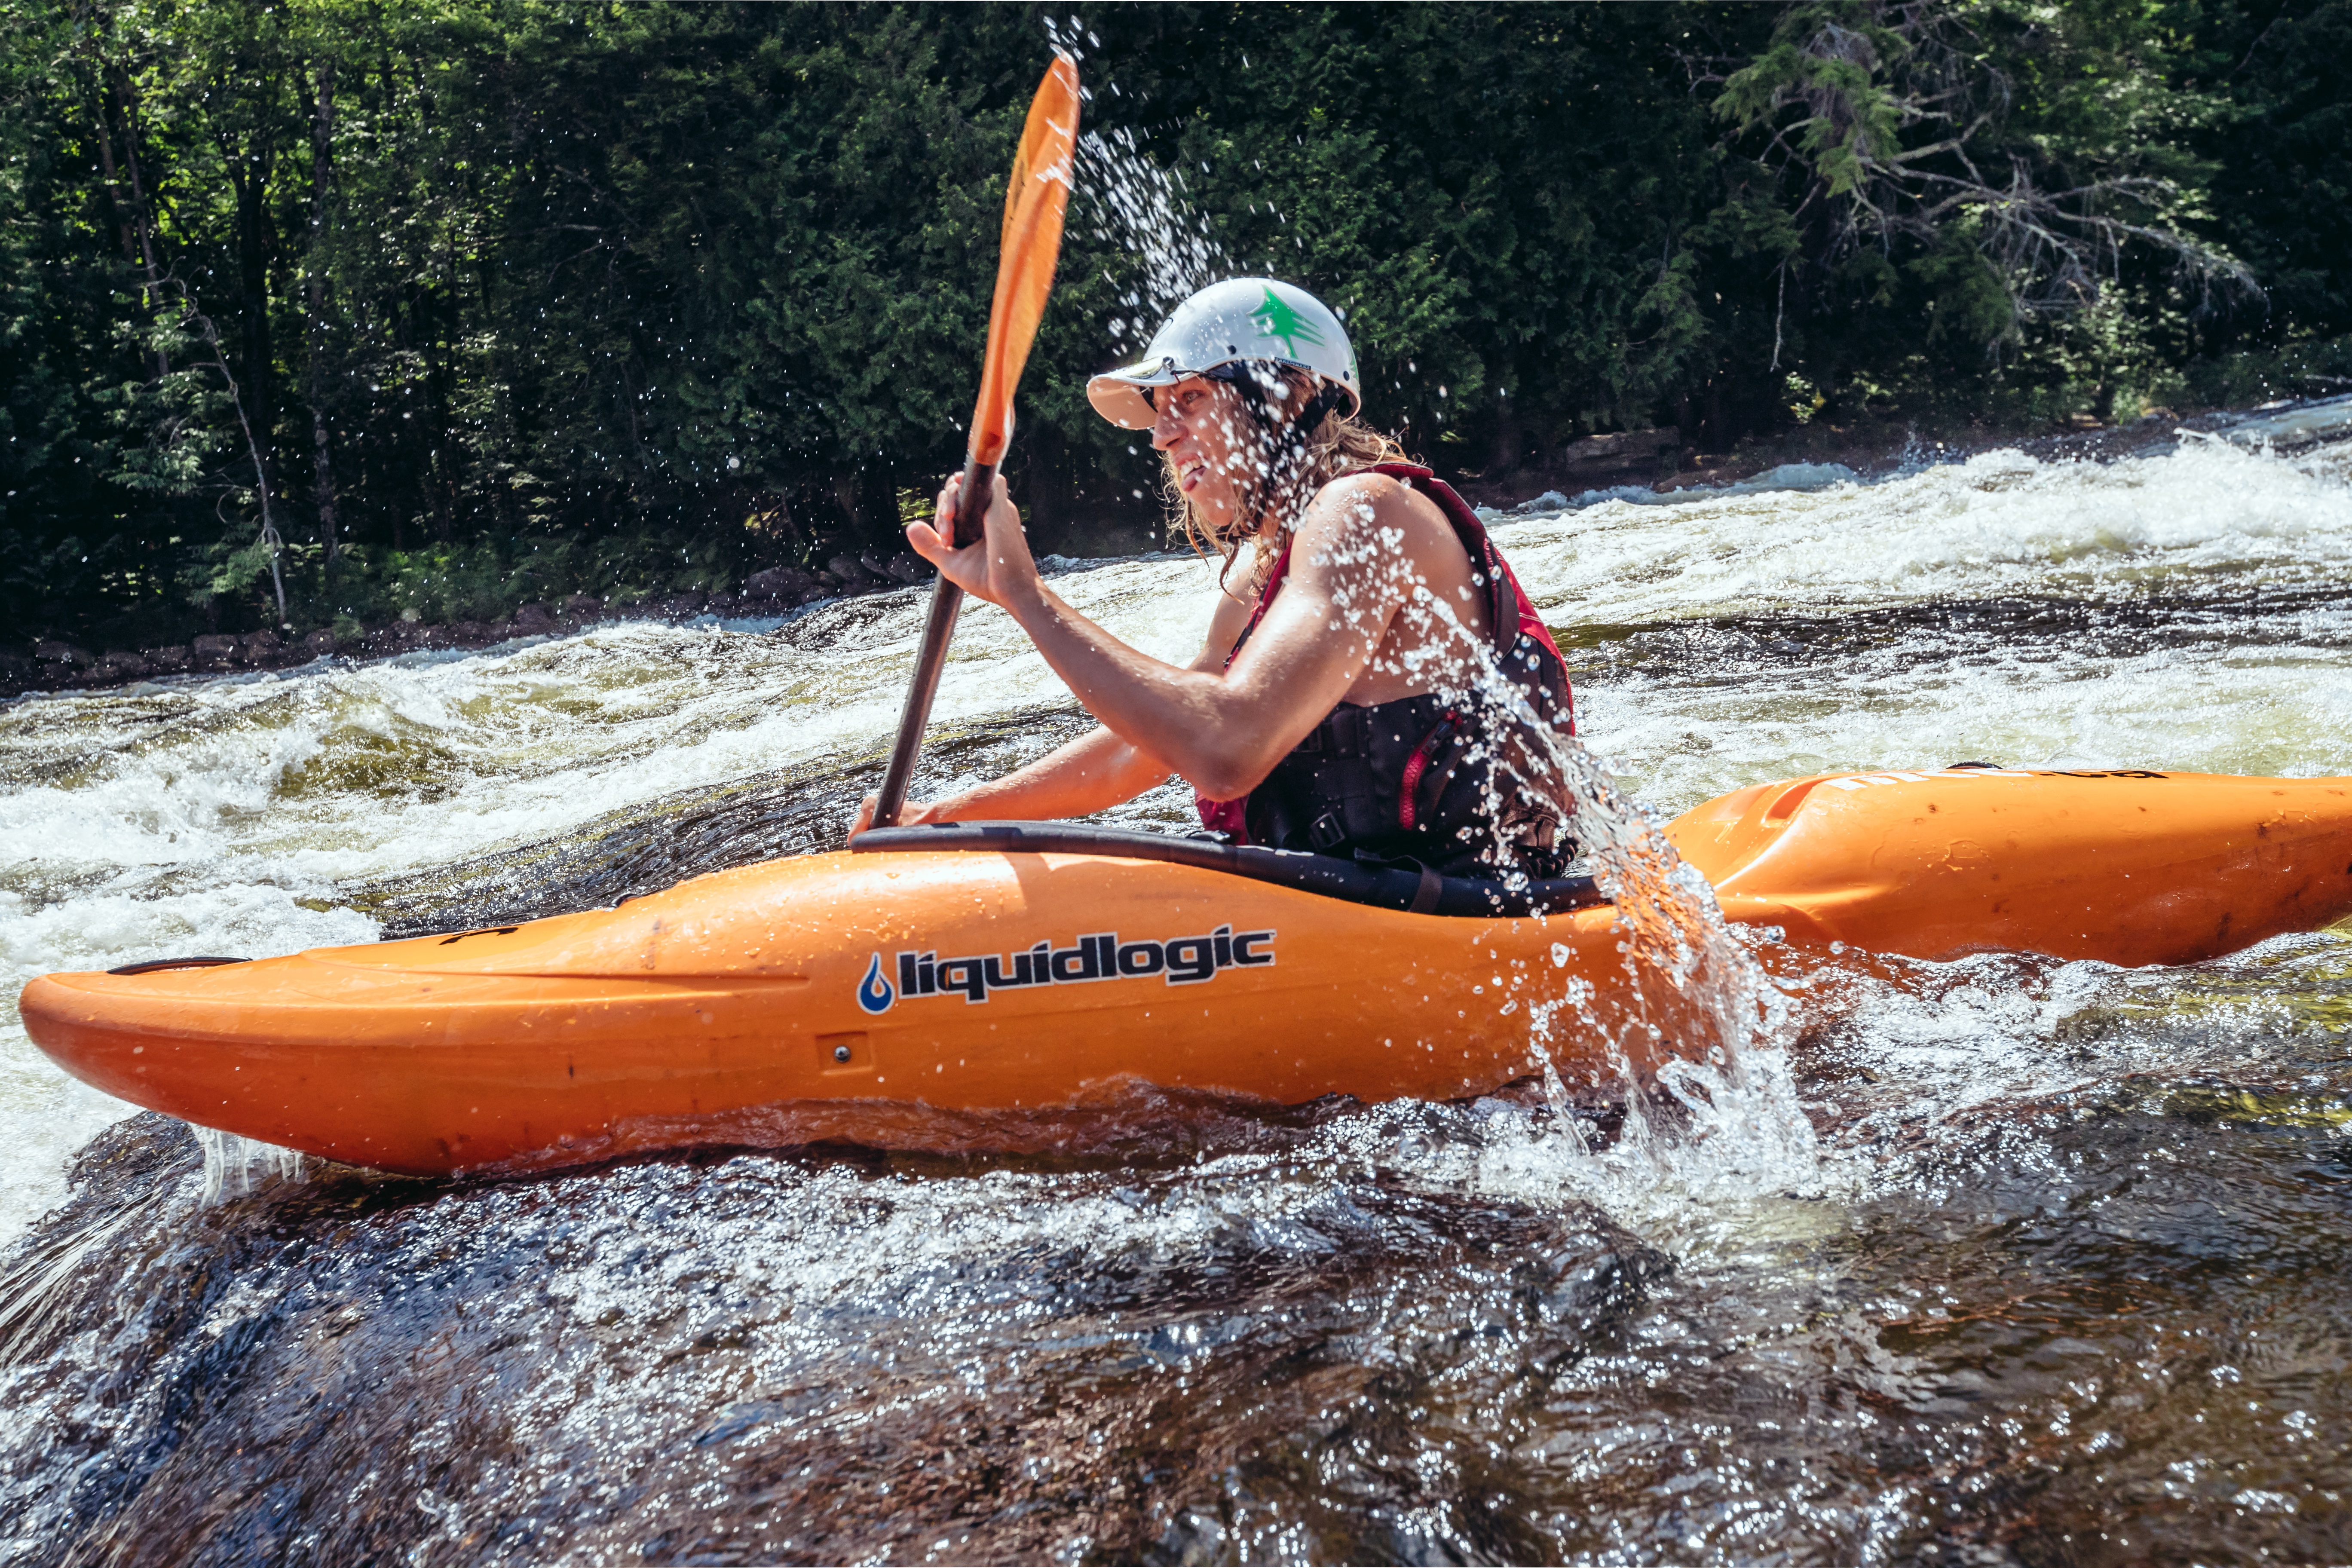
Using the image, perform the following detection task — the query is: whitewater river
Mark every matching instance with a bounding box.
[4,431,2350,1563]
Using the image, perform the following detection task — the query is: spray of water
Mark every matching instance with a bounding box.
[1343,503,1819,1217]
[1041,14,1233,336]
[1076,126,1236,339]
[192,1125,304,1204]
[1155,353,1822,1225]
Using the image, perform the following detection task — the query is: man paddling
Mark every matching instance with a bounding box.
[853,277,1577,878]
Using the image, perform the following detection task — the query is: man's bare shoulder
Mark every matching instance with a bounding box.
[1302,469,1452,548]
[1313,469,1411,514]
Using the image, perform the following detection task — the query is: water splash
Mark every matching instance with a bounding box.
[1043,12,1236,333]
[1278,484,1822,1224]
[1074,126,1235,341]
[1476,671,1822,1220]
[193,1125,304,1204]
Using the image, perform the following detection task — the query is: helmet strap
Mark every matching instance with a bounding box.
[1228,369,1348,544]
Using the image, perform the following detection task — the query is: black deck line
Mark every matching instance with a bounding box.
[851,821,1605,919]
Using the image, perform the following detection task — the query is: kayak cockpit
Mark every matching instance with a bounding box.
[849,821,1605,918]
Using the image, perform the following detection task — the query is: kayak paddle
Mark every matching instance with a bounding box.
[870,52,1080,830]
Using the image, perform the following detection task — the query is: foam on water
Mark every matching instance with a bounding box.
[3,438,2349,1245]
[1495,437,2352,624]
[1592,604,2352,811]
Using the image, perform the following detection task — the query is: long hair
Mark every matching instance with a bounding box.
[1164,364,1408,596]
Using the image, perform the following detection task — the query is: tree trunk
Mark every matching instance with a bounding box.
[430,239,458,544]
[1485,401,1524,478]
[833,470,865,534]
[305,61,340,582]
[88,86,136,268]
[100,68,168,376]
[227,134,276,453]
[186,306,289,626]
[861,466,899,548]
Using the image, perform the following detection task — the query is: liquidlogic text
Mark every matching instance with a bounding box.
[857,925,1275,1014]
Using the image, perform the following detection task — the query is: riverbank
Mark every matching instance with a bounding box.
[11,392,2349,702]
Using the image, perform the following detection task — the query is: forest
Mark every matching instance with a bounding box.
[3,0,2348,655]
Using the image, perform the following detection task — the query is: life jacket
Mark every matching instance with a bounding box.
[1195,462,1578,876]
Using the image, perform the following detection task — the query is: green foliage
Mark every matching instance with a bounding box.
[320,527,739,628]
[0,0,2343,653]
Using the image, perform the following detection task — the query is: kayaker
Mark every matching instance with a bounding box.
[852,276,1577,877]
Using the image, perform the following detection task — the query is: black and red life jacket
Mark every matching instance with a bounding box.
[1195,462,1578,876]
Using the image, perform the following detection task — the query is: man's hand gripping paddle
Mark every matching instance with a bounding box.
[869,53,1079,830]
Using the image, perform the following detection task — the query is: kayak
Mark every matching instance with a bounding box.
[21,768,2352,1176]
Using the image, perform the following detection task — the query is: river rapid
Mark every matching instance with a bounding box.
[3,429,2351,1564]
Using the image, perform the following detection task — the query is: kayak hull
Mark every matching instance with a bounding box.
[20,851,1625,1176]
[23,768,2352,1175]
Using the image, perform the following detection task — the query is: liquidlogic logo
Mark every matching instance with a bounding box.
[857,952,895,1013]
[855,925,1274,1015]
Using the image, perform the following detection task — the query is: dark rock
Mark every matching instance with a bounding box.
[827,552,887,589]
[0,652,31,686]
[33,640,92,668]
[861,549,925,586]
[511,603,558,635]
[560,593,603,618]
[739,566,818,605]
[191,634,239,669]
[814,571,844,593]
[1558,426,1682,478]
[654,591,707,618]
[96,651,150,681]
[239,630,282,665]
[704,591,737,613]
[303,629,337,657]
[362,625,415,655]
[148,645,191,674]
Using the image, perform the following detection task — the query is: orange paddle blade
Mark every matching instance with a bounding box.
[968,52,1079,468]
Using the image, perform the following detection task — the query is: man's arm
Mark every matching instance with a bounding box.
[913,472,1459,799]
[848,575,1259,833]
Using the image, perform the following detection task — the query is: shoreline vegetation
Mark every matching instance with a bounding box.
[13,387,2347,701]
[6,3,2349,680]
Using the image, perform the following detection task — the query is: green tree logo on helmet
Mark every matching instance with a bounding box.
[1251,286,1326,358]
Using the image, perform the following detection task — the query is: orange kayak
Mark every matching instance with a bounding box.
[21,768,2352,1176]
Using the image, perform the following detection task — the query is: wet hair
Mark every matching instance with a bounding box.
[1158,364,1408,595]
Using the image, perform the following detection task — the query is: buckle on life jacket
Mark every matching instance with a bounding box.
[1299,709,1365,761]
[1308,810,1349,851]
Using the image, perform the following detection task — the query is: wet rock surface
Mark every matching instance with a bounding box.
[0,1108,1668,1567]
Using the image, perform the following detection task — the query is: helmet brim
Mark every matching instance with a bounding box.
[1087,357,1365,432]
[1086,359,1183,431]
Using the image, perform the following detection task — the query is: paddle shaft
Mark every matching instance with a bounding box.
[870,453,993,828]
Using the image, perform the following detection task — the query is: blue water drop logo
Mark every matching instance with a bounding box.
[856,951,895,1015]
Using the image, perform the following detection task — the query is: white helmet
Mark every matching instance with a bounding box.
[1087,277,1361,431]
